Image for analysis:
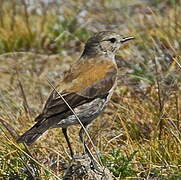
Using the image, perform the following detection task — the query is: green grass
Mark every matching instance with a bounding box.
[0,0,180,179]
[101,149,137,179]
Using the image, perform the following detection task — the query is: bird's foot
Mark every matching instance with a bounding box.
[71,154,87,160]
[71,154,103,174]
[90,159,104,175]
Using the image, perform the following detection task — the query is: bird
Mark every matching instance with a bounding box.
[17,31,134,158]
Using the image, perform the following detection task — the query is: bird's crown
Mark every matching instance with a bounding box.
[82,31,134,58]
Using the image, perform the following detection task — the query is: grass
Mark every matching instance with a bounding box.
[0,0,180,179]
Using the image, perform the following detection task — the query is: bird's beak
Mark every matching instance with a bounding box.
[120,36,134,43]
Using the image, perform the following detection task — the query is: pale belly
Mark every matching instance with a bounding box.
[55,97,108,128]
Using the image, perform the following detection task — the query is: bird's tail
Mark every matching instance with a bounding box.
[17,122,47,145]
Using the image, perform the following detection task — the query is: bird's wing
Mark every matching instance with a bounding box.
[35,59,117,121]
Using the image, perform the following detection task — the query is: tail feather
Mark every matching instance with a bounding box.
[17,123,47,145]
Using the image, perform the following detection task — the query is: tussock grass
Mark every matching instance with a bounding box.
[0,0,180,179]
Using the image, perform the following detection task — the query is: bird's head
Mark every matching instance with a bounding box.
[82,31,134,58]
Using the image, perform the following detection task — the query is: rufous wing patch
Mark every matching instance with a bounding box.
[59,59,117,94]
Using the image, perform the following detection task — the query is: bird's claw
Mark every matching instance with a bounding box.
[90,160,104,175]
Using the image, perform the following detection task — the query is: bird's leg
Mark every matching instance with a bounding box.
[62,128,74,158]
[79,125,89,156]
[79,125,102,174]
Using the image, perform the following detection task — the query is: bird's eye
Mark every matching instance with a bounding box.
[108,38,116,43]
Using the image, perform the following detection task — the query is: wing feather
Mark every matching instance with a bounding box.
[35,59,117,122]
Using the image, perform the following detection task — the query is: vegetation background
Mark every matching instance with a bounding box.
[0,0,180,179]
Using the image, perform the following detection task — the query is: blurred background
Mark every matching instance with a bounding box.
[0,0,180,179]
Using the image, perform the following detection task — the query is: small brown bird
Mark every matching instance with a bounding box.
[17,31,134,158]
